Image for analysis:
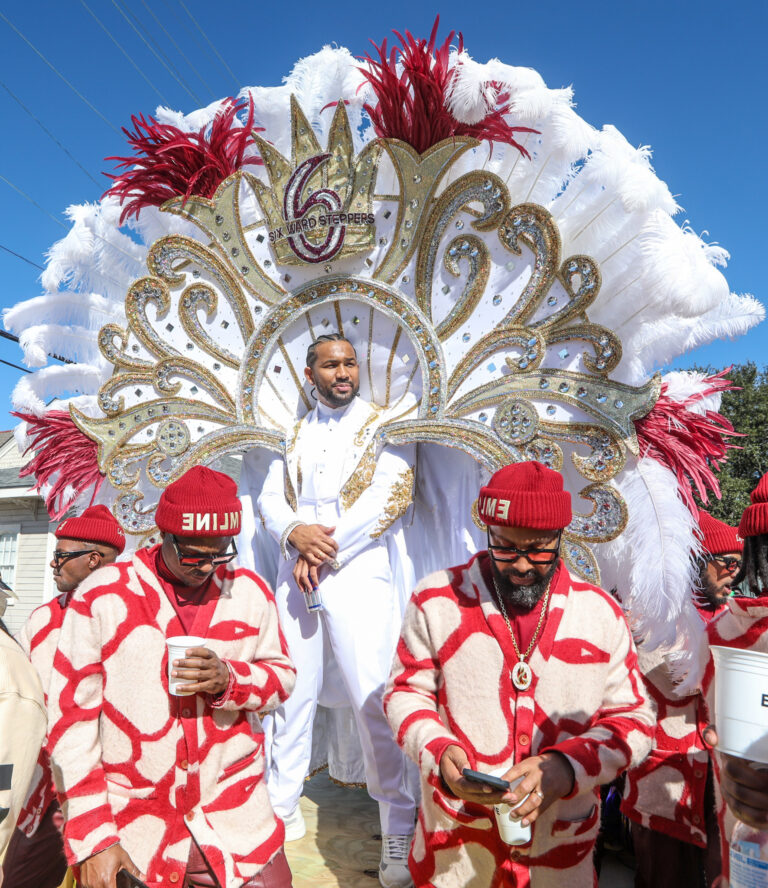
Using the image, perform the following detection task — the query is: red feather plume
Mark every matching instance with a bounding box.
[104,98,263,224]
[360,17,538,155]
[12,411,105,520]
[634,370,741,513]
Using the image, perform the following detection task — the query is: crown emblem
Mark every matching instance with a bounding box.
[251,96,381,265]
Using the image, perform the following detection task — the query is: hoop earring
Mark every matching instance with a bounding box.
[310,387,317,400]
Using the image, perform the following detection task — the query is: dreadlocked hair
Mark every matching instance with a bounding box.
[734,534,768,596]
[305,333,356,368]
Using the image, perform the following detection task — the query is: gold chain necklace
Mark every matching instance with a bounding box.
[491,577,552,691]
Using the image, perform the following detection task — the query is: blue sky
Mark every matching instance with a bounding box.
[0,0,765,425]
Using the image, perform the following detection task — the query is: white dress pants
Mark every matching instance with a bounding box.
[264,546,416,835]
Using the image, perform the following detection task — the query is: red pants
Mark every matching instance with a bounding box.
[184,840,293,888]
[1,800,68,888]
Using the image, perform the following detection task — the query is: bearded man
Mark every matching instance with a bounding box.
[384,461,655,887]
[621,509,743,888]
[248,333,417,888]
[2,505,125,888]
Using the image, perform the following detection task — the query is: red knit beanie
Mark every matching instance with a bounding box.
[697,509,743,555]
[738,472,768,538]
[155,465,241,536]
[478,461,572,530]
[56,504,126,553]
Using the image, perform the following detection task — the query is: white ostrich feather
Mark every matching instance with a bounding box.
[661,369,725,414]
[19,325,107,368]
[241,47,368,155]
[11,364,105,414]
[597,458,700,649]
[42,200,145,302]
[154,97,230,132]
[682,292,765,352]
[4,291,119,336]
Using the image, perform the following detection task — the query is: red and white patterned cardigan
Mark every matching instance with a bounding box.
[621,644,712,846]
[46,547,296,888]
[15,595,67,836]
[384,553,654,888]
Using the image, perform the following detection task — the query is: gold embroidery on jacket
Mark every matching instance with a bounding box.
[371,466,415,539]
[284,419,302,511]
[353,403,384,447]
[340,441,377,511]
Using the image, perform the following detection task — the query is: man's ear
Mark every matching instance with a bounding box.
[88,551,103,571]
[304,366,314,386]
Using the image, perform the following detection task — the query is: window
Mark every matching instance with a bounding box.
[0,531,18,594]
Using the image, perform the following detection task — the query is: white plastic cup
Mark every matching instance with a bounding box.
[491,770,531,846]
[712,645,768,763]
[166,635,206,696]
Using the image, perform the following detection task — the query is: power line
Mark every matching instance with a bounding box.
[0,243,44,271]
[0,10,120,135]
[0,174,67,230]
[137,0,218,101]
[177,0,240,90]
[0,78,101,189]
[0,173,139,293]
[78,0,172,107]
[108,0,203,105]
[0,331,72,366]
[0,357,30,374]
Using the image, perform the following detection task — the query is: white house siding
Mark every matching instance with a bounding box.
[0,497,55,635]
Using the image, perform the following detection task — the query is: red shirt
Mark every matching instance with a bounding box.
[138,545,212,635]
[478,552,549,655]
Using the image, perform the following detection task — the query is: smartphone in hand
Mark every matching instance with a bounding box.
[462,768,511,792]
[116,870,149,888]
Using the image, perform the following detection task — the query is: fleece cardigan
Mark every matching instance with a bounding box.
[384,553,655,888]
[46,547,296,888]
[15,595,68,836]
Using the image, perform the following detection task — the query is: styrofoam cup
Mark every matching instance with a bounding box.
[712,645,768,763]
[166,635,206,696]
[491,770,531,846]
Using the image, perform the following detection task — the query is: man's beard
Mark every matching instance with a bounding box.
[316,379,359,408]
[696,565,730,609]
[490,556,558,610]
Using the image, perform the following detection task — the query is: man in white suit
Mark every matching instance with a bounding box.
[255,333,417,888]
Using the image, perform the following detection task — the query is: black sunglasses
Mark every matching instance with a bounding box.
[170,535,237,568]
[487,531,562,565]
[711,554,742,574]
[52,549,101,569]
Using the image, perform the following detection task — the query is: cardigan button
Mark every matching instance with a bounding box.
[511,850,521,860]
[186,811,195,821]
[519,734,530,746]
[692,814,701,825]
[180,759,189,770]
[694,768,704,779]
[182,707,192,717]
[169,873,180,883]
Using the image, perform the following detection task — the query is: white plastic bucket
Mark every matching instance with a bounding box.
[166,635,206,696]
[712,645,768,763]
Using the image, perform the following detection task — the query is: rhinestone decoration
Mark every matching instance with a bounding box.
[76,97,661,584]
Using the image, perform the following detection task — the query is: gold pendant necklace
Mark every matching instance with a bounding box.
[491,578,552,692]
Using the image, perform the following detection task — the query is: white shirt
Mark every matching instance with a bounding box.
[301,399,356,502]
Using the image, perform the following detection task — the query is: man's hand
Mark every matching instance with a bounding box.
[293,555,321,595]
[173,647,229,696]
[78,844,144,888]
[501,752,575,826]
[704,725,768,829]
[439,745,514,806]
[287,524,338,566]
